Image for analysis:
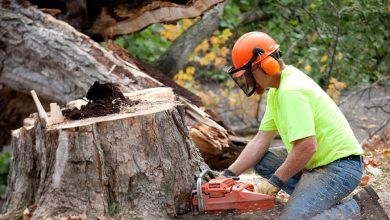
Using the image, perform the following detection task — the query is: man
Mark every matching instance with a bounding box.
[223,31,389,219]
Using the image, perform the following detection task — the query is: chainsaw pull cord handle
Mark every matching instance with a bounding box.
[196,169,215,211]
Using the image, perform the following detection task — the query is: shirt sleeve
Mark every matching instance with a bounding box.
[281,90,316,143]
[259,96,277,131]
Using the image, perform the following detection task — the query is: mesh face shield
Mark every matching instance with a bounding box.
[227,48,264,97]
[227,66,257,96]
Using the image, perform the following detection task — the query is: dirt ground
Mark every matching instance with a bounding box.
[62,81,139,120]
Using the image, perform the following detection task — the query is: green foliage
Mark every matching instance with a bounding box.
[0,151,11,195]
[210,0,390,88]
[241,0,390,89]
[113,24,172,63]
[220,3,241,29]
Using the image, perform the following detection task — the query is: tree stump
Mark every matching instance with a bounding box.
[1,2,247,170]
[3,91,208,219]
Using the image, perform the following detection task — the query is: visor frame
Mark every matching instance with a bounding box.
[227,48,264,97]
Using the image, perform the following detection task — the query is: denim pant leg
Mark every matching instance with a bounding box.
[254,146,301,195]
[280,159,363,220]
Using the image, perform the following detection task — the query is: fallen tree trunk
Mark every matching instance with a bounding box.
[3,89,208,219]
[19,0,224,39]
[0,1,247,168]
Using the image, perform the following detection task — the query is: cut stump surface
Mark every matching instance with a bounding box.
[3,90,208,219]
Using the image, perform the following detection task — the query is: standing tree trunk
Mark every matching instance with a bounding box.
[3,90,208,219]
[155,2,226,77]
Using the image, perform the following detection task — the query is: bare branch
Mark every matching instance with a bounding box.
[339,75,390,106]
[364,101,390,114]
[369,118,390,138]
[325,9,341,87]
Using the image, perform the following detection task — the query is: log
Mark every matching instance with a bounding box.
[0,1,247,169]
[3,89,208,219]
[27,0,224,39]
[89,0,225,38]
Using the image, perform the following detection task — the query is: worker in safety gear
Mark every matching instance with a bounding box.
[223,31,389,220]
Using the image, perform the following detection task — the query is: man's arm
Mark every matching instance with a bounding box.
[228,130,278,176]
[274,136,317,182]
[255,136,317,195]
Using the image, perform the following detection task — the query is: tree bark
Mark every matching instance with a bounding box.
[155,2,226,77]
[89,0,225,38]
[3,90,208,219]
[0,1,246,169]
[23,0,224,39]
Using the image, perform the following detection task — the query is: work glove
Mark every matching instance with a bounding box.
[255,180,280,195]
[255,175,284,196]
[222,169,240,180]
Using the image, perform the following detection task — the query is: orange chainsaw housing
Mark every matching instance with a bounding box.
[191,177,275,212]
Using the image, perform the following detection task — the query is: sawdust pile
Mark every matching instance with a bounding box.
[62,81,139,120]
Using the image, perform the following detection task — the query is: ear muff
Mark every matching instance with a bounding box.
[260,56,280,76]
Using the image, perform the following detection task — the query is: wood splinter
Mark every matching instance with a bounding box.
[31,90,64,127]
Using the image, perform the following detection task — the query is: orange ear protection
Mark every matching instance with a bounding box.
[257,50,282,76]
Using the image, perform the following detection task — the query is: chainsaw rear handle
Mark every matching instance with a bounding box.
[196,169,215,211]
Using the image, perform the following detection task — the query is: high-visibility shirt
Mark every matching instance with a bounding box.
[259,65,363,169]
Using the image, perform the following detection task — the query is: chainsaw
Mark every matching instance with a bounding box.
[191,169,276,213]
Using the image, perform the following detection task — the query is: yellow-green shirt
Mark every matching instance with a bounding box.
[259,65,363,169]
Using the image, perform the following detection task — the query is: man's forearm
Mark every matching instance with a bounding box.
[274,136,317,182]
[229,140,268,175]
[228,131,276,175]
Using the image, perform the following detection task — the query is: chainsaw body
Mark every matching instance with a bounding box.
[191,170,275,212]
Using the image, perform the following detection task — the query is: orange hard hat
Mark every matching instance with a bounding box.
[231,32,280,76]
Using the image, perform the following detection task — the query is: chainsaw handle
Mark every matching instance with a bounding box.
[196,169,214,211]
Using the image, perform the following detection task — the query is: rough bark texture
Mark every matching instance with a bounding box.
[0,1,247,169]
[0,2,146,102]
[155,1,226,77]
[3,94,208,219]
[0,1,247,168]
[88,0,225,38]
[27,0,224,39]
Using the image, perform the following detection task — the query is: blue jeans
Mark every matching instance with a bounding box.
[254,146,363,220]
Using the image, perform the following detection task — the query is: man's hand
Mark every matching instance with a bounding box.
[255,180,280,195]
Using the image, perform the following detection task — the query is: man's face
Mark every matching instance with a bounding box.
[251,64,266,95]
[227,48,271,97]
